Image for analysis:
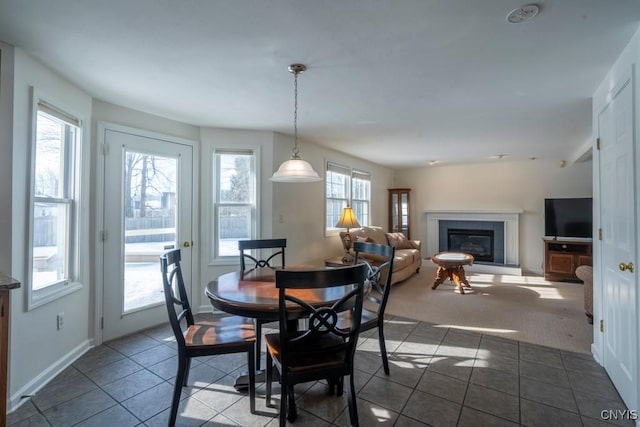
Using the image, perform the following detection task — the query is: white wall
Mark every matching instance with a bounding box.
[9,49,93,409]
[394,159,592,274]
[196,126,276,311]
[271,132,395,266]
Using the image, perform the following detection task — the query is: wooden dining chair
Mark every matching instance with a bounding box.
[342,241,396,375]
[239,238,286,270]
[238,238,286,370]
[265,264,368,426]
[160,249,256,426]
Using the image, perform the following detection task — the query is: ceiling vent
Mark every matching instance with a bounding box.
[507,4,540,23]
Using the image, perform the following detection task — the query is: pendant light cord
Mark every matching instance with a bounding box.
[292,69,300,158]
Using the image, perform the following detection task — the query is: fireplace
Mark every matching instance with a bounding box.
[447,228,494,262]
[424,210,522,275]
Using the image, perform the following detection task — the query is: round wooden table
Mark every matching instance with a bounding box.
[430,252,474,294]
[206,267,359,321]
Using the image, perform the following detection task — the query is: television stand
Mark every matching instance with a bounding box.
[543,238,592,282]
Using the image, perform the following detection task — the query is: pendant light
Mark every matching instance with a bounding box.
[270,64,322,182]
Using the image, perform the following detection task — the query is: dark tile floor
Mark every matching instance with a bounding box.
[7,314,634,426]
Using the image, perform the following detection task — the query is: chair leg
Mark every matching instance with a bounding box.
[378,324,390,375]
[279,381,288,427]
[336,375,344,396]
[286,384,296,423]
[248,346,256,414]
[255,320,262,371]
[265,351,273,406]
[169,354,187,426]
[347,374,359,427]
[183,358,192,386]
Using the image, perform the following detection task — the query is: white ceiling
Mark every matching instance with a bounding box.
[1,1,639,168]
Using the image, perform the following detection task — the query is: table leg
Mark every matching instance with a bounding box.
[450,266,472,294]
[450,267,464,294]
[234,369,266,390]
[432,266,448,290]
[458,266,472,288]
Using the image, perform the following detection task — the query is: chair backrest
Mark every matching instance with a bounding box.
[160,249,194,349]
[238,238,286,271]
[353,241,395,317]
[274,264,368,368]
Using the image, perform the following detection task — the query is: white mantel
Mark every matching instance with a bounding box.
[424,210,523,275]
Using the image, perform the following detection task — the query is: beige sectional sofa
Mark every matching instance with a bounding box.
[340,226,422,285]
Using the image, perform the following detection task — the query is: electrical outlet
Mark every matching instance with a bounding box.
[57,312,64,330]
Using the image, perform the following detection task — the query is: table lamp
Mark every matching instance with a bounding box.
[335,205,361,262]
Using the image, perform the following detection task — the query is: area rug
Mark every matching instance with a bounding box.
[386,262,593,354]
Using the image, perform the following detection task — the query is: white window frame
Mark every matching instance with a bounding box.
[27,96,84,309]
[212,148,258,261]
[325,162,371,236]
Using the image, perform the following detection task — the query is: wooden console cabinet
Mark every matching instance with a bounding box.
[543,238,592,282]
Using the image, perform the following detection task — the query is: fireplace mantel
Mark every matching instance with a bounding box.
[424,210,523,275]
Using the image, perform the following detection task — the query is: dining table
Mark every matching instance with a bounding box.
[205,265,363,418]
[206,266,360,322]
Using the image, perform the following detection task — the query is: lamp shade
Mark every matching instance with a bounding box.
[335,205,361,229]
[270,157,322,182]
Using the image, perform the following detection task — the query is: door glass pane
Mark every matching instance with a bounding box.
[123,150,177,313]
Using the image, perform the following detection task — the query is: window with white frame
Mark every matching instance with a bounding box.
[214,149,257,258]
[326,162,370,232]
[29,100,82,307]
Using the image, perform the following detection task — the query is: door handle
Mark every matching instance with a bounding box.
[183,241,192,248]
[619,262,634,273]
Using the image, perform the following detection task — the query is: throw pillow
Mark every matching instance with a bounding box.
[386,232,414,249]
[362,226,388,244]
[355,236,373,243]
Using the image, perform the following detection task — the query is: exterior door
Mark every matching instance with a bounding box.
[597,75,638,410]
[102,127,193,341]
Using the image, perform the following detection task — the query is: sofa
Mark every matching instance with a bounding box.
[340,226,422,285]
[575,265,593,324]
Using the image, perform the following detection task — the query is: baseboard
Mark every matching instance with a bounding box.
[466,263,523,276]
[591,342,603,365]
[197,304,215,314]
[8,339,94,413]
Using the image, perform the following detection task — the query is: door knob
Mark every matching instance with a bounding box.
[183,241,191,248]
[619,262,634,273]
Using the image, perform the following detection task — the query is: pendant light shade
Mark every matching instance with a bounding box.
[270,157,322,182]
[270,64,322,183]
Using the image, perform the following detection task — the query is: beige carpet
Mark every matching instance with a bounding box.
[386,263,594,354]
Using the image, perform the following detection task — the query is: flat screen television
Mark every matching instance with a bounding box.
[544,197,593,239]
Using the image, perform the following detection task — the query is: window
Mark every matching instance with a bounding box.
[214,149,257,258]
[326,162,370,233]
[29,100,82,307]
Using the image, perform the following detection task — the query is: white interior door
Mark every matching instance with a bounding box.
[102,128,193,341]
[597,75,638,410]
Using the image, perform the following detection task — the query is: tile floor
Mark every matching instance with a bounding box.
[7,314,635,426]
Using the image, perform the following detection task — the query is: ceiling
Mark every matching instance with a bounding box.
[1,1,639,168]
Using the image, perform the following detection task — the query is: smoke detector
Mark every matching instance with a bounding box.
[507,4,540,23]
